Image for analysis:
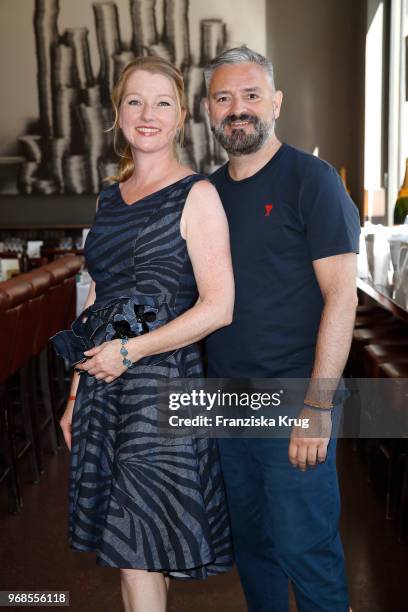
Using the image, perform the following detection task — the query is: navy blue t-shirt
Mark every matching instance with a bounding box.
[205,143,361,378]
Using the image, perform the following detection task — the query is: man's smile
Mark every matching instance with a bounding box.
[229,120,252,128]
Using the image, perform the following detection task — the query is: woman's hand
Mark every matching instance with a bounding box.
[74,339,134,382]
[60,399,75,451]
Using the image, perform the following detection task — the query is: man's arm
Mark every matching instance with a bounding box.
[289,252,358,470]
[308,252,358,395]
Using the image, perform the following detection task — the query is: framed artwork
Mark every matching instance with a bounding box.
[0,0,266,198]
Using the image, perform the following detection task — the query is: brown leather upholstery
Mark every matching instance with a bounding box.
[0,278,32,308]
[58,256,83,327]
[356,305,384,315]
[363,342,408,377]
[376,361,408,421]
[378,361,408,378]
[43,256,82,333]
[0,288,18,383]
[350,321,408,377]
[352,324,408,351]
[0,255,81,371]
[19,269,53,356]
[20,269,52,298]
[0,289,11,311]
[354,312,394,329]
[62,255,83,275]
[42,260,71,337]
[0,259,81,505]
[0,257,81,375]
[0,278,33,375]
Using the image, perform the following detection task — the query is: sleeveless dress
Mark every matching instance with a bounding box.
[50,174,233,577]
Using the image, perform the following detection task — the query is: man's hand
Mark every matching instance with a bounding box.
[288,407,332,471]
[75,340,129,383]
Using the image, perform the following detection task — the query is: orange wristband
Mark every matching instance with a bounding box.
[68,395,77,401]
[304,398,333,410]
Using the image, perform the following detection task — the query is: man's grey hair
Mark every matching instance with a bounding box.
[203,45,276,92]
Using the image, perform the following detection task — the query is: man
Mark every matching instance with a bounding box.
[203,46,360,612]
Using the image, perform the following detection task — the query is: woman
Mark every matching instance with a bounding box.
[51,56,234,612]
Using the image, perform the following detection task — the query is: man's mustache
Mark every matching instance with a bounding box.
[221,114,259,128]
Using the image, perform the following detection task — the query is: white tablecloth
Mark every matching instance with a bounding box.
[76,281,91,316]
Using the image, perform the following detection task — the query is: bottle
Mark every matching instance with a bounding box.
[393,158,408,224]
[21,242,30,273]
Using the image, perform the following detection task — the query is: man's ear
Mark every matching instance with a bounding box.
[203,97,209,115]
[273,90,283,119]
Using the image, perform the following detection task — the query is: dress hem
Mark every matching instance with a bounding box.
[69,541,233,579]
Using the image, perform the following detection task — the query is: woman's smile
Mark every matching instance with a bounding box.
[135,126,161,136]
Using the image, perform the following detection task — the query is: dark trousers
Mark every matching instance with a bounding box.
[218,435,349,611]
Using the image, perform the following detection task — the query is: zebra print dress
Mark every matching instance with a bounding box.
[51,174,233,578]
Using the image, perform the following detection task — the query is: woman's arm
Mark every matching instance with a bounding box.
[60,195,98,450]
[78,180,234,381]
[129,179,234,358]
[66,280,96,396]
[60,280,96,450]
[66,197,99,397]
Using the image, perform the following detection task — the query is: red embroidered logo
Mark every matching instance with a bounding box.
[264,204,274,216]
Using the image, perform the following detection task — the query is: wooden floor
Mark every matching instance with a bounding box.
[0,440,407,612]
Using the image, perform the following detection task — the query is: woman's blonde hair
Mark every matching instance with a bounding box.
[109,55,187,184]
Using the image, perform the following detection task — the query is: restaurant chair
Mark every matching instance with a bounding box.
[0,276,41,503]
[365,360,408,521]
[362,342,408,378]
[350,323,408,377]
[0,288,21,513]
[20,268,60,454]
[42,258,75,409]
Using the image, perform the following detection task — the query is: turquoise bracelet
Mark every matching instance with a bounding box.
[120,337,133,368]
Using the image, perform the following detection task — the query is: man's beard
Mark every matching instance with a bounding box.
[211,113,274,156]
